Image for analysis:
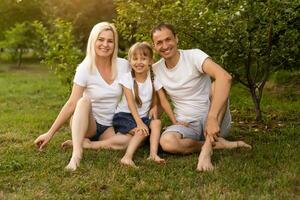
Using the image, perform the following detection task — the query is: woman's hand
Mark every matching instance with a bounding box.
[34,132,53,151]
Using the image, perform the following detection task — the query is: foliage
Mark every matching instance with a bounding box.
[0,0,43,40]
[32,19,83,90]
[115,0,300,121]
[0,22,34,67]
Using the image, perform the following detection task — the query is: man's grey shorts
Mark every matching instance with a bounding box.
[162,102,231,141]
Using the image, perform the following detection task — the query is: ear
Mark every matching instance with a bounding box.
[175,35,179,44]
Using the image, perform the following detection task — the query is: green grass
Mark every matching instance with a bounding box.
[0,64,299,199]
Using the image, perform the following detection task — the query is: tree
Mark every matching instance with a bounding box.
[0,22,33,67]
[32,19,83,90]
[115,0,300,121]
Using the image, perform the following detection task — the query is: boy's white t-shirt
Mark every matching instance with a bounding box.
[153,49,211,125]
[73,57,130,126]
[115,72,155,118]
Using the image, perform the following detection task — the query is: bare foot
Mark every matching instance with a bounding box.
[214,137,252,149]
[196,141,214,172]
[61,140,73,149]
[120,157,138,168]
[65,155,81,171]
[82,138,93,149]
[147,155,166,164]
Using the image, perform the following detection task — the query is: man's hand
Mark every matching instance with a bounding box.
[175,121,189,127]
[149,106,158,120]
[204,116,220,142]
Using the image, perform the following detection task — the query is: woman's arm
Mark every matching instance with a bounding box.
[34,84,85,150]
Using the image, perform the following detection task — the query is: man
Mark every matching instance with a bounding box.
[151,23,251,171]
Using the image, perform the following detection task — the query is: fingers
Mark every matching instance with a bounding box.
[136,128,149,136]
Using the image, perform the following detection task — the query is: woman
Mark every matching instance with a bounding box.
[34,22,131,171]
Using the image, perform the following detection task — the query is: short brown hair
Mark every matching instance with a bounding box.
[150,22,177,41]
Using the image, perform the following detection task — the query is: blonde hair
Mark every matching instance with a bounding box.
[127,42,156,108]
[79,22,118,79]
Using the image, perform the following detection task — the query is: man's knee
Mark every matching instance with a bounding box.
[160,132,181,154]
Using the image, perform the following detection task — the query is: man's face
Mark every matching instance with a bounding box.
[152,28,178,60]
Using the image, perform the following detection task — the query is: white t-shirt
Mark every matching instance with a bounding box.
[73,58,130,126]
[153,49,211,126]
[116,72,157,118]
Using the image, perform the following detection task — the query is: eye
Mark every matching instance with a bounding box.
[156,41,162,46]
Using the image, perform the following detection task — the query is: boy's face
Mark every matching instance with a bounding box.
[152,27,178,60]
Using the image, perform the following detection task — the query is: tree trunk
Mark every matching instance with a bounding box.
[17,48,23,68]
[249,87,262,121]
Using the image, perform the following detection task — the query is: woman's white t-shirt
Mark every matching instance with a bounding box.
[115,72,156,118]
[73,58,130,126]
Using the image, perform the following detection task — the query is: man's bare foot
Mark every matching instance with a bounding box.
[197,141,214,172]
[214,137,252,150]
[61,140,72,149]
[65,155,81,171]
[147,155,166,164]
[120,157,138,168]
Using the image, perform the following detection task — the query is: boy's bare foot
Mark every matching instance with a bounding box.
[147,155,166,164]
[65,155,81,171]
[197,141,214,172]
[120,157,138,168]
[214,137,252,149]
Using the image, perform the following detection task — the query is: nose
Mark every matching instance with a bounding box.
[162,41,168,49]
[102,40,108,47]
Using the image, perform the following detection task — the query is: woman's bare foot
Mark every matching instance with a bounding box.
[197,141,214,172]
[65,155,82,171]
[120,157,138,168]
[147,155,166,164]
[214,137,252,149]
[61,140,72,149]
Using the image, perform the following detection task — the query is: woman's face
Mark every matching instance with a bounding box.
[94,30,114,58]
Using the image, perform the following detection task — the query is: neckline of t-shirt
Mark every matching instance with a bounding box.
[95,67,116,86]
[134,72,150,85]
[163,50,182,71]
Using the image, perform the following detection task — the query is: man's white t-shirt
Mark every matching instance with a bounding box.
[153,49,211,126]
[73,58,129,126]
[115,72,155,118]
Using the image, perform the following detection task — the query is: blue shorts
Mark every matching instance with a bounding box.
[89,121,110,141]
[113,112,151,134]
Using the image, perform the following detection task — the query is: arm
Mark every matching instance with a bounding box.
[123,86,149,135]
[157,88,189,126]
[202,58,232,138]
[34,84,85,150]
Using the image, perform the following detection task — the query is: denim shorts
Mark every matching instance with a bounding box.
[89,121,111,141]
[113,112,151,134]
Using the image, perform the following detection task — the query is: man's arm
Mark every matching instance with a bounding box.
[202,58,232,139]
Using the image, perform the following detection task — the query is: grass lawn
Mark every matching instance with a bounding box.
[0,64,299,199]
